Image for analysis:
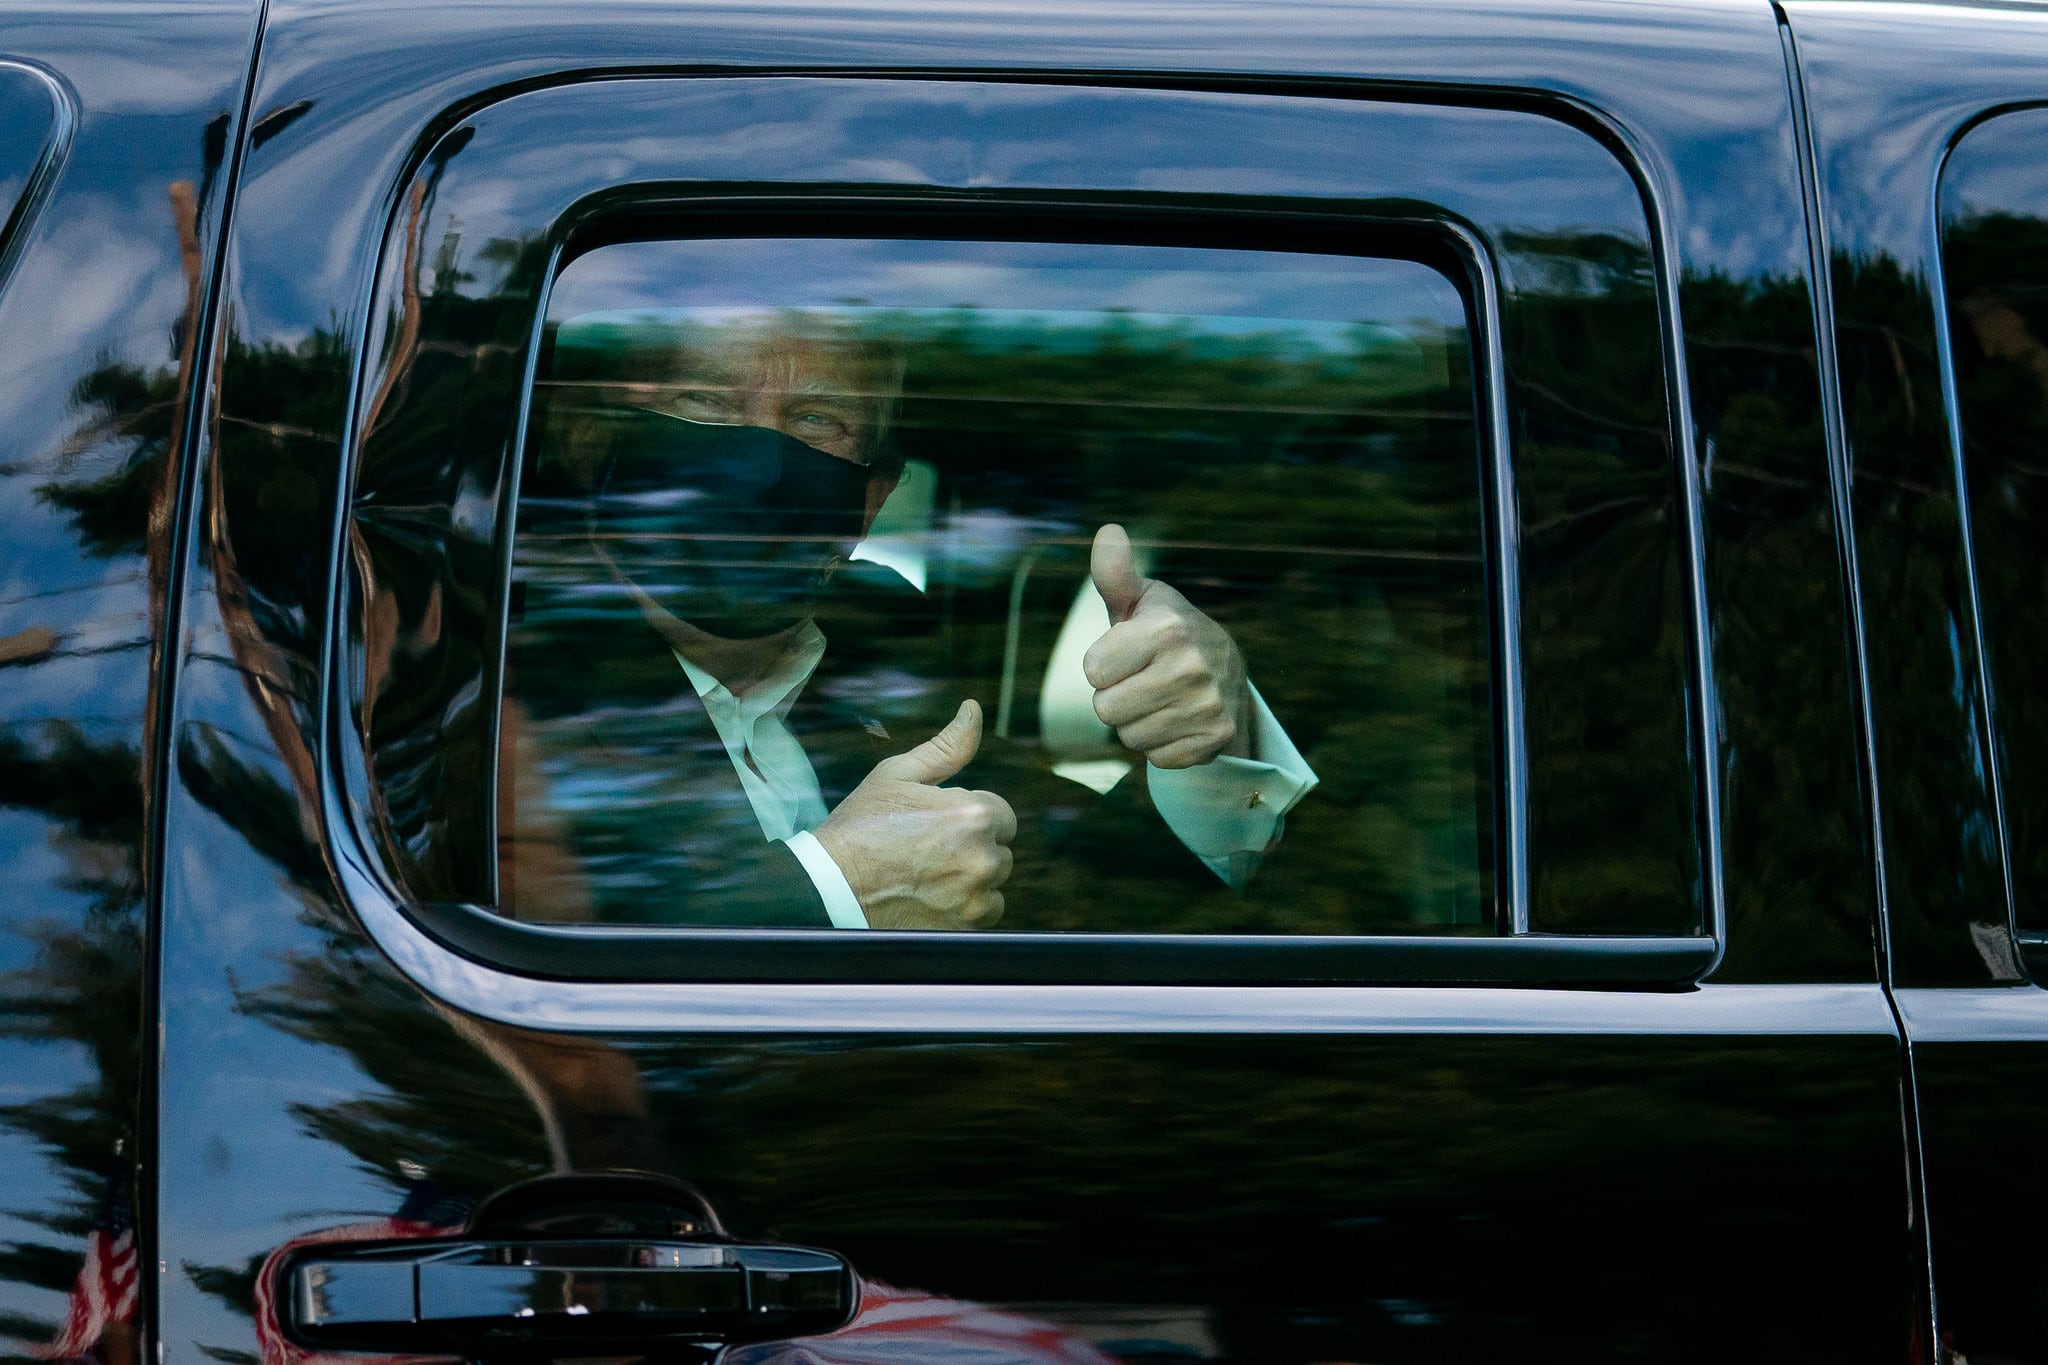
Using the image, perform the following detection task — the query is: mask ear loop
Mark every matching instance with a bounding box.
[578,420,688,653]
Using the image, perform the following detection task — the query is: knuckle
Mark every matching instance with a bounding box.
[1082,638,1119,688]
[1096,693,1139,728]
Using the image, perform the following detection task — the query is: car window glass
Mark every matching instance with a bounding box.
[498,235,1495,934]
[1940,110,2048,939]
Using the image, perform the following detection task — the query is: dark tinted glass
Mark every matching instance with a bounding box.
[499,236,1493,934]
[1940,110,2048,939]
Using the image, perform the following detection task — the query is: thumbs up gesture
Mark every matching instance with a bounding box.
[1084,524,1252,770]
[814,699,1017,929]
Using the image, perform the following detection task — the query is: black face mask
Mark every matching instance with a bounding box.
[575,406,874,640]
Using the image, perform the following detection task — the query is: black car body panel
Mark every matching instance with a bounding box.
[1787,6,2048,1358]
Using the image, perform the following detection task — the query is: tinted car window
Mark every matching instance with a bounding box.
[499,236,1495,934]
[1939,109,2048,941]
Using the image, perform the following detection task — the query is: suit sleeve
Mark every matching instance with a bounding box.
[783,831,870,927]
[737,838,839,927]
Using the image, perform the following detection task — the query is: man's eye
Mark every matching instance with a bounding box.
[671,388,740,420]
[794,411,848,439]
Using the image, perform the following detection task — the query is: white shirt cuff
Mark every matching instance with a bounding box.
[782,830,868,928]
[1147,681,1319,887]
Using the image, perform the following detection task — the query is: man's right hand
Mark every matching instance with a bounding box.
[813,699,1016,929]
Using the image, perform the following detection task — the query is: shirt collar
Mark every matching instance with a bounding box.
[672,621,826,723]
[610,560,828,721]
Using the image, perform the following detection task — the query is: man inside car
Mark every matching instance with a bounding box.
[498,314,1316,929]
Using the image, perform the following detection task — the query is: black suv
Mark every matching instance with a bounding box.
[3,1,2047,1361]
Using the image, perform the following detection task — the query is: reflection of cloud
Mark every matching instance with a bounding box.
[549,238,1468,337]
[1786,9,2048,265]
[0,204,180,447]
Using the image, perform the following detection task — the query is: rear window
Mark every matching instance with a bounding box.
[1940,110,2048,941]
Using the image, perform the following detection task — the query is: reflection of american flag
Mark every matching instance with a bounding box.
[36,1169,137,1361]
[250,1182,469,1365]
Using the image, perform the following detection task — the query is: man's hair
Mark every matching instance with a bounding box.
[540,312,910,477]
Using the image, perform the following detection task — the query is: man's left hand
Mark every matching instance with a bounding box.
[1082,523,1252,770]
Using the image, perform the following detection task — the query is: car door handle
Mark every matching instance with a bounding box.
[284,1236,857,1353]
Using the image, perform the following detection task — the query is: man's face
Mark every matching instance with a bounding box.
[651,322,886,467]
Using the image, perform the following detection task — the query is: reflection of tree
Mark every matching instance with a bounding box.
[0,724,145,1355]
[1822,240,2010,983]
[1942,211,2048,967]
[1680,267,1878,980]
[630,1029,1903,1359]
[0,164,212,1357]
[0,189,576,1340]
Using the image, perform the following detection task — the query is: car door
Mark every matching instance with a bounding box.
[157,2,1915,1361]
[1786,5,2048,1360]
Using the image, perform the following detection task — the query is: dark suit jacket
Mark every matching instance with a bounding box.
[500,559,1243,931]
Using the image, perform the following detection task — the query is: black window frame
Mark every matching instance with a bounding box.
[1933,102,2048,984]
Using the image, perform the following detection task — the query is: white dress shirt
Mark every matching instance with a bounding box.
[668,627,870,929]
[1147,682,1318,888]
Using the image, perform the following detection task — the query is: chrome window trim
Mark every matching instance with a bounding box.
[1895,986,2048,1042]
[332,804,1875,1033]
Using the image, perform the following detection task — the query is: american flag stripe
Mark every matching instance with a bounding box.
[35,1169,138,1363]
[252,1216,455,1365]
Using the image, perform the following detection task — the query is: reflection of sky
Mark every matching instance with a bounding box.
[1794,4,2048,265]
[229,0,1814,352]
[1943,107,2048,227]
[550,238,1466,339]
[158,730,439,1346]
[564,303,1425,360]
[246,74,1669,346]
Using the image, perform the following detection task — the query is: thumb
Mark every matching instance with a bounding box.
[1090,523,1147,623]
[880,698,983,785]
